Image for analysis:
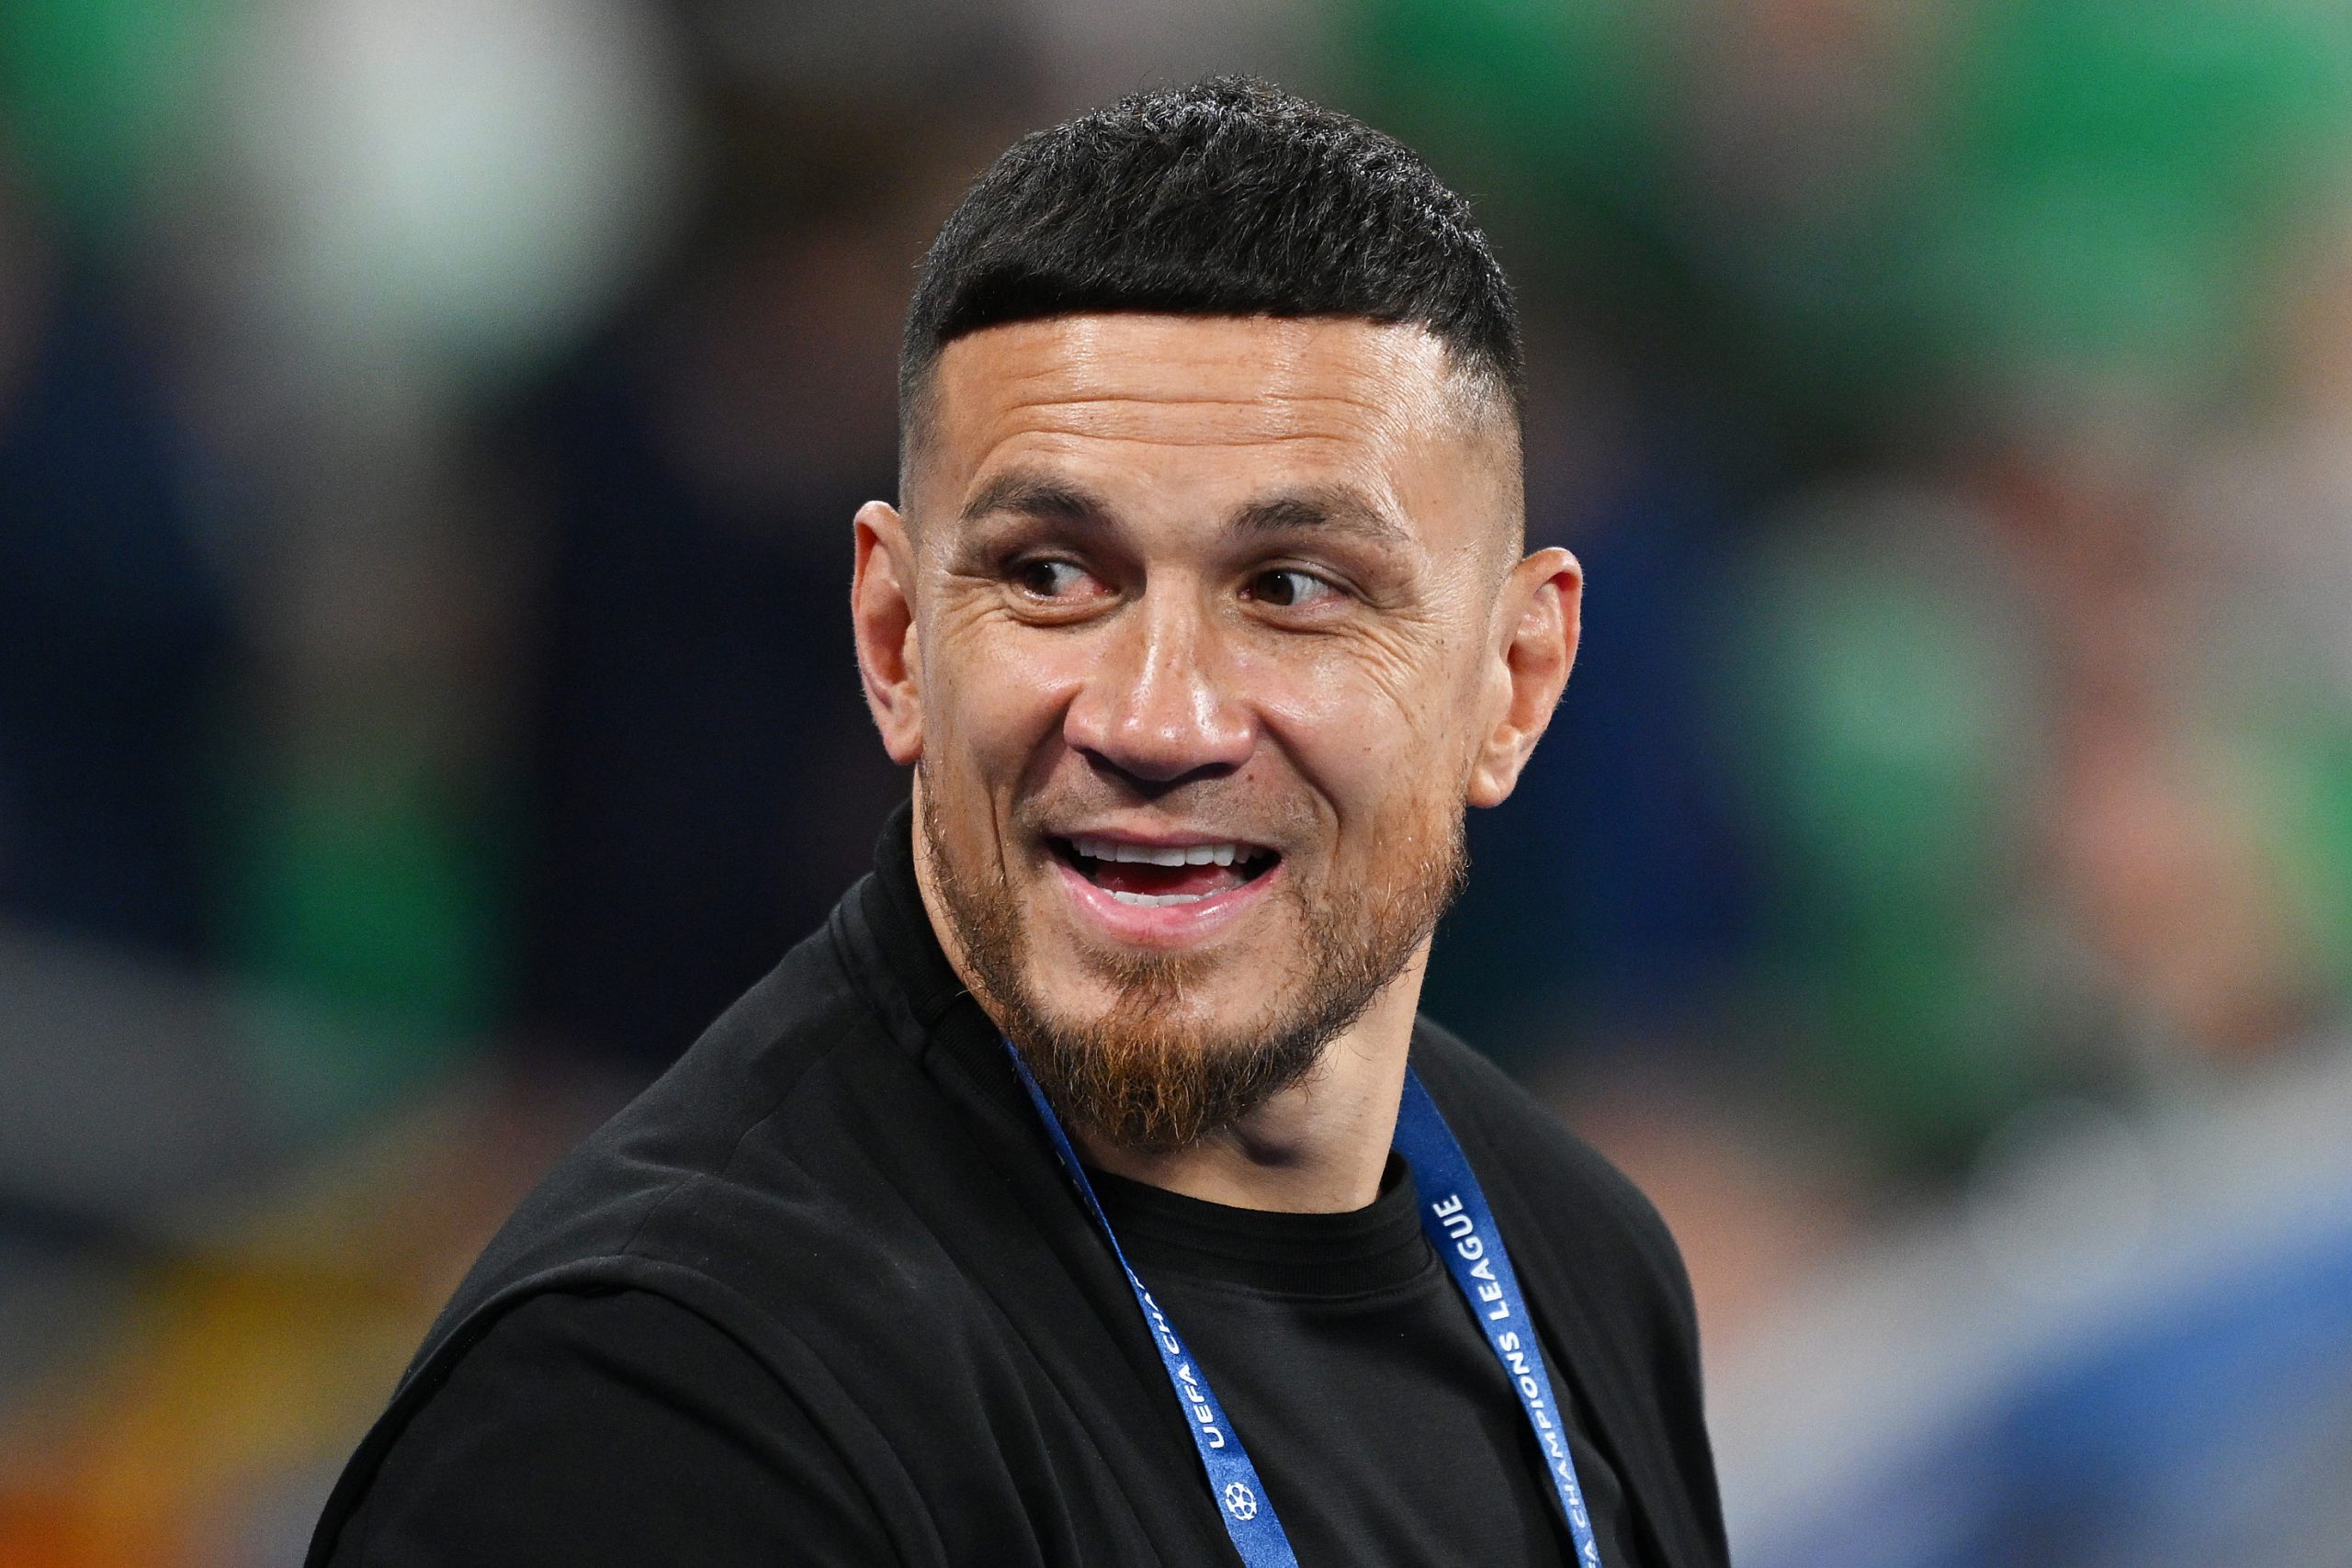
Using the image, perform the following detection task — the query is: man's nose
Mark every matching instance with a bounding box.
[1063,592,1254,785]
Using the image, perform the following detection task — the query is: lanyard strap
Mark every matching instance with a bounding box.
[1394,1070,1602,1568]
[1005,1043,1601,1568]
[1005,1044,1301,1566]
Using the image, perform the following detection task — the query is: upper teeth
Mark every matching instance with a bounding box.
[1071,837,1244,867]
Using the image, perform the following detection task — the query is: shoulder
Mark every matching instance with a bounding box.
[1408,1016,1690,1306]
[321,1290,894,1567]
[411,904,1013,1385]
[440,919,904,1318]
[1408,1016,1708,1415]
[1410,1017,1731,1568]
[312,920,967,1562]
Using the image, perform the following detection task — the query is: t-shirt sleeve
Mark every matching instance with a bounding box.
[325,1288,899,1567]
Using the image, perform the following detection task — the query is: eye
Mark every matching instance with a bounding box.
[1243,567,1341,609]
[1012,558,1098,599]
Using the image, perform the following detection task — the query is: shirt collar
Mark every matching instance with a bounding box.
[829,798,1014,1097]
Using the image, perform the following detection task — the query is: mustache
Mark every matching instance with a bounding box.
[1012,777,1322,851]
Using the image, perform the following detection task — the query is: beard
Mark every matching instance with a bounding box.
[919,764,1468,1153]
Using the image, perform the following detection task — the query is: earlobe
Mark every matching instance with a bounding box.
[852,501,924,765]
[1465,547,1580,808]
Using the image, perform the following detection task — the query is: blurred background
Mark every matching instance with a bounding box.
[3,0,2351,1562]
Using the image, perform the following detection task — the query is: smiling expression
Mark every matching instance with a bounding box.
[853,312,1577,1145]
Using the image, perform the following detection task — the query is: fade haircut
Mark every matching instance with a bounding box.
[899,76,1522,468]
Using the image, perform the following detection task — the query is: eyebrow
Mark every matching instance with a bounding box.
[959,470,1110,529]
[1228,486,1413,547]
[960,469,1412,551]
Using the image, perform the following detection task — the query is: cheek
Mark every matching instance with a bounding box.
[922,620,1087,787]
[1242,635,1475,805]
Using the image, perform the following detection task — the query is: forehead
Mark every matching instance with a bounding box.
[914,314,1505,521]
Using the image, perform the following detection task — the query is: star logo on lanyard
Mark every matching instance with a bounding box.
[1222,1482,1258,1521]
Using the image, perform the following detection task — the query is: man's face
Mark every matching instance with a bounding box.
[854,314,1576,1147]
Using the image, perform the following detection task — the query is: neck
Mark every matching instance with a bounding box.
[1072,961,1427,1214]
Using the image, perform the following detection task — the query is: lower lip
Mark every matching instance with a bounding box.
[1051,855,1283,949]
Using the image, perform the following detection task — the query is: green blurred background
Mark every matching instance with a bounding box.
[5,1,2352,1562]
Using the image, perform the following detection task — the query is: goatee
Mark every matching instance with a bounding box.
[919,771,1466,1152]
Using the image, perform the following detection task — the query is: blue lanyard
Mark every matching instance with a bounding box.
[1005,1043,1603,1568]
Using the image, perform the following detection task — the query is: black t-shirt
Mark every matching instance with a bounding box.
[342,1162,1647,1568]
[1092,1157,1646,1568]
[311,804,1728,1568]
[348,1291,887,1563]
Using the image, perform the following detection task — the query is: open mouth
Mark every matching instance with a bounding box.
[1052,836,1281,908]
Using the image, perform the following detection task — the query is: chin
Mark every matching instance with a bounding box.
[919,785,1436,1146]
[1033,977,1259,1050]
[1000,980,1331,1151]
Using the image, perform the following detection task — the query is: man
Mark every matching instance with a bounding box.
[310,78,1728,1568]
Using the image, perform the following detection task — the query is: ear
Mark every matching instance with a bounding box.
[852,501,924,765]
[1466,547,1581,807]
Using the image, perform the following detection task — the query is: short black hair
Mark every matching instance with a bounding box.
[900,77,1521,444]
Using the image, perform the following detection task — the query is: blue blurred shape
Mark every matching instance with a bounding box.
[1752,1192,2352,1568]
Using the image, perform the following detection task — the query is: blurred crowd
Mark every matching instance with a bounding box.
[4,1,2351,1562]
